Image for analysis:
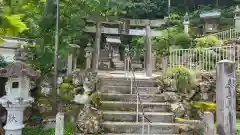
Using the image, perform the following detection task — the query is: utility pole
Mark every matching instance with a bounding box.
[168,0,171,17]
[53,0,59,115]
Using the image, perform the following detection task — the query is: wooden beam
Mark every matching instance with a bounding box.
[85,26,162,37]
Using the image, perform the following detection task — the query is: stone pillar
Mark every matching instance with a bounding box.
[234,5,240,32]
[85,43,93,70]
[145,22,152,77]
[203,112,214,135]
[92,22,101,72]
[0,98,33,135]
[216,60,236,135]
[183,12,190,35]
[67,52,73,75]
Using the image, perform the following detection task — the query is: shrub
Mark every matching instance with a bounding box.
[59,83,74,90]
[89,92,102,109]
[166,66,196,93]
[195,35,223,48]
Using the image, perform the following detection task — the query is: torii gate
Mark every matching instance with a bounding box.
[86,18,166,76]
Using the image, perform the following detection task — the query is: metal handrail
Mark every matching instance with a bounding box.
[125,55,151,135]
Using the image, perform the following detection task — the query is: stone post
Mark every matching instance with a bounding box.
[203,112,214,135]
[234,5,240,32]
[162,56,168,71]
[85,43,93,70]
[55,112,64,135]
[183,12,190,35]
[216,60,236,135]
[145,21,153,77]
[152,52,156,71]
[67,52,73,75]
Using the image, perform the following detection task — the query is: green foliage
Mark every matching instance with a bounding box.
[0,14,28,36]
[166,66,196,93]
[153,27,191,56]
[23,121,77,135]
[190,101,216,113]
[165,13,182,27]
[63,75,73,83]
[59,83,74,90]
[0,55,7,67]
[59,83,74,101]
[89,92,102,109]
[195,36,223,48]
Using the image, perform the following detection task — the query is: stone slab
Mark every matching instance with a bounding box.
[101,101,170,112]
[103,111,174,123]
[102,122,181,134]
[100,93,165,102]
[100,86,159,94]
[100,79,157,87]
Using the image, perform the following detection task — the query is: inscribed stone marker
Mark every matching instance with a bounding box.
[216,60,236,135]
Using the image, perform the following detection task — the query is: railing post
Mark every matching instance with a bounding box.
[141,115,145,134]
[130,75,133,94]
[136,93,139,122]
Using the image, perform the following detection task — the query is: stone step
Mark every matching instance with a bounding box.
[102,122,181,134]
[100,93,165,102]
[100,78,157,87]
[104,133,180,135]
[100,86,159,94]
[101,101,170,112]
[103,111,174,123]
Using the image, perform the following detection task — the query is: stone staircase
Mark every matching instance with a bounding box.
[99,76,181,135]
[112,59,124,70]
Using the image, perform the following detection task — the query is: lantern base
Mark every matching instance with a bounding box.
[0,96,34,135]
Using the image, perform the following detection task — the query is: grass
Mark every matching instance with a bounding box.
[23,122,76,135]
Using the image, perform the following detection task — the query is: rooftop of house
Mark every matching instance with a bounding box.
[200,11,221,19]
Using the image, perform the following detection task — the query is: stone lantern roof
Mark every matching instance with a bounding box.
[0,37,39,79]
[0,62,39,79]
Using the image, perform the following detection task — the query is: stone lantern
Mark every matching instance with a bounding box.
[84,43,93,70]
[0,47,38,135]
[234,5,240,32]
[183,12,190,35]
[124,46,130,71]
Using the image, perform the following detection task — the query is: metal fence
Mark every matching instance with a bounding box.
[210,28,240,41]
[169,45,240,71]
